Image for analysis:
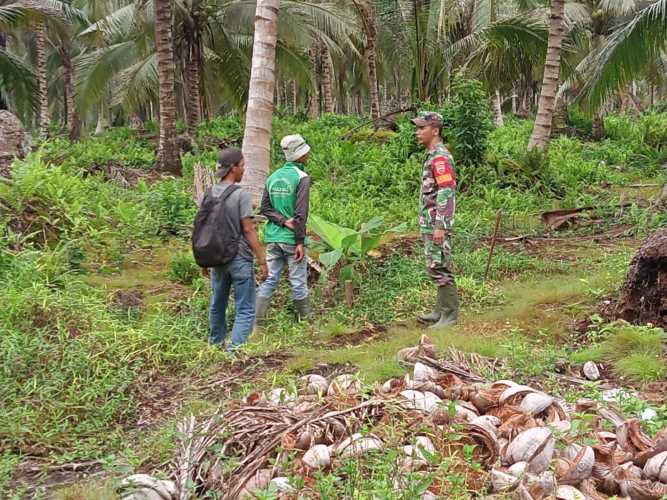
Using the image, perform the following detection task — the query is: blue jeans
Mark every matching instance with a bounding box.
[257,243,308,300]
[209,256,256,350]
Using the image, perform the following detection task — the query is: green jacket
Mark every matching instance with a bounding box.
[260,161,311,245]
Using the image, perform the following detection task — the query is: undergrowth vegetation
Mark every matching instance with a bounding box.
[1,109,666,496]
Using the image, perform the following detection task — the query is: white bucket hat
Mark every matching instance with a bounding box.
[281,134,311,162]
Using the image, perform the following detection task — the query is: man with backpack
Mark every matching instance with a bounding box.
[193,148,268,351]
[255,134,312,324]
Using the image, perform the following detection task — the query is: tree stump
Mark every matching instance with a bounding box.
[0,110,30,177]
[617,227,667,329]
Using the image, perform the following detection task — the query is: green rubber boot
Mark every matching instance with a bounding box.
[428,283,459,330]
[417,286,448,323]
[254,296,271,327]
[293,297,313,324]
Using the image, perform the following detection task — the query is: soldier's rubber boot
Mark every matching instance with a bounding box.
[294,297,314,324]
[254,296,271,327]
[417,286,448,323]
[428,283,459,330]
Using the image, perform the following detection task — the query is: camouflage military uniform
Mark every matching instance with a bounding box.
[420,143,457,286]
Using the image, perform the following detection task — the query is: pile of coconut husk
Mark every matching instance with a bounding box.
[119,336,667,500]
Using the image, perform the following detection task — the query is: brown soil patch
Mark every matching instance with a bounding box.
[12,460,105,497]
[320,324,388,348]
[493,226,637,262]
[299,362,357,379]
[110,288,144,313]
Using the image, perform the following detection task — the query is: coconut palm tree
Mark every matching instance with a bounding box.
[528,0,565,151]
[1,0,86,135]
[0,3,37,121]
[154,0,181,174]
[574,0,666,116]
[241,0,280,203]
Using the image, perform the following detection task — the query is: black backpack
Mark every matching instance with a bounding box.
[192,184,240,268]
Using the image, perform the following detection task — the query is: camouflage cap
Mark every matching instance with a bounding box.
[411,111,443,128]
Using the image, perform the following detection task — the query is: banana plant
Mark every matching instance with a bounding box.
[309,214,406,281]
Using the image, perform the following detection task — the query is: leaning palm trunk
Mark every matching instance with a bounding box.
[528,0,565,151]
[241,0,280,204]
[321,43,334,113]
[35,21,49,138]
[155,0,182,175]
[185,41,202,139]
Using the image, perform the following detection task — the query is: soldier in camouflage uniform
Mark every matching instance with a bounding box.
[412,111,459,329]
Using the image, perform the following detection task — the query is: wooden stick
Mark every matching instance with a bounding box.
[484,209,503,282]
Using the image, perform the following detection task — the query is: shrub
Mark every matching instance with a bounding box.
[441,78,493,167]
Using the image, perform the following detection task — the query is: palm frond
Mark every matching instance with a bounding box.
[599,0,638,17]
[74,41,138,113]
[12,0,88,25]
[111,52,158,110]
[576,0,667,109]
[0,4,28,29]
[79,3,138,39]
[0,47,37,118]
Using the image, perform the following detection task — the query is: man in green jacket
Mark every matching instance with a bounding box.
[255,134,312,323]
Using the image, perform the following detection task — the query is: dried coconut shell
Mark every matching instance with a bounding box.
[400,390,442,414]
[643,450,667,483]
[556,485,586,500]
[555,444,594,485]
[328,374,361,396]
[619,479,667,500]
[524,471,557,498]
[301,374,329,395]
[504,427,555,473]
[413,362,438,383]
[302,444,331,470]
[339,435,383,459]
[490,469,519,493]
[636,428,667,466]
[519,392,554,416]
[616,418,653,455]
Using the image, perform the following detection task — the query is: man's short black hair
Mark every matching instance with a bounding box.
[216,147,243,178]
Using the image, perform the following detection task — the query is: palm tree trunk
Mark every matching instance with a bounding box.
[62,53,80,141]
[321,43,334,113]
[185,40,201,138]
[366,24,380,119]
[528,0,565,151]
[551,89,567,137]
[493,90,504,127]
[308,46,320,118]
[241,0,280,204]
[155,0,182,175]
[292,80,297,114]
[35,21,49,138]
[352,0,380,118]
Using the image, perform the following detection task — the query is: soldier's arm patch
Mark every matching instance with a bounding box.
[431,156,456,187]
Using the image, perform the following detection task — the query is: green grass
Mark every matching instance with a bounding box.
[570,323,666,383]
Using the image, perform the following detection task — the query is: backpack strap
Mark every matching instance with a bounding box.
[211,183,240,201]
[221,184,240,201]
